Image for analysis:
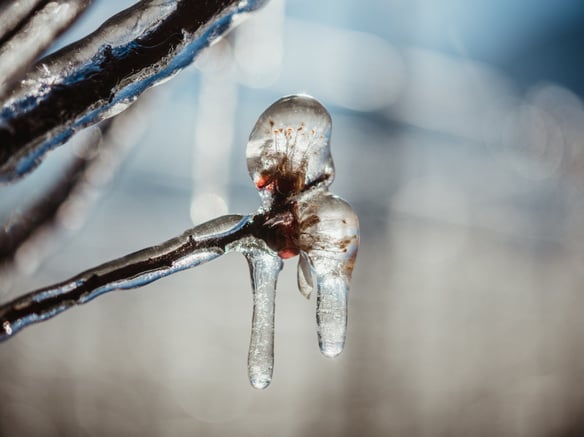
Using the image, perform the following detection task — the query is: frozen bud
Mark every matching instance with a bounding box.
[247,94,335,206]
[295,192,359,357]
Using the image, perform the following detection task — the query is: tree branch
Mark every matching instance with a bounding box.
[0,0,267,182]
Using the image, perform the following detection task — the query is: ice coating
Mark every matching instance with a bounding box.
[296,192,359,357]
[0,0,46,42]
[246,95,360,360]
[0,0,268,181]
[0,94,359,389]
[247,94,334,207]
[238,239,283,389]
[0,0,90,100]
[297,252,314,299]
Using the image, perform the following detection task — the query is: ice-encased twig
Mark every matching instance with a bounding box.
[0,0,267,182]
[0,214,250,341]
[0,0,92,100]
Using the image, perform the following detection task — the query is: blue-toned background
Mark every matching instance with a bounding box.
[2,1,584,435]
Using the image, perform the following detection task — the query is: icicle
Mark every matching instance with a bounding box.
[238,239,283,389]
[0,93,360,388]
[297,251,314,299]
[0,214,250,341]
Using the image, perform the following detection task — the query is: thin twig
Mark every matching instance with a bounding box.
[0,93,360,389]
[0,0,50,44]
[0,121,108,263]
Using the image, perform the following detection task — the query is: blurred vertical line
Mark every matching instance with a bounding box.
[338,130,409,435]
[190,41,238,224]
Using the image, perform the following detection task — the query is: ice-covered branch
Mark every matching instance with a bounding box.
[0,0,267,182]
[0,91,154,269]
[0,0,92,100]
[0,0,54,43]
[0,95,360,389]
[0,214,251,341]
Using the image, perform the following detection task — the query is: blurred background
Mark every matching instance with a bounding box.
[2,0,584,435]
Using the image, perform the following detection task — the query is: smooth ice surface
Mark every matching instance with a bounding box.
[0,0,268,181]
[0,215,249,341]
[246,95,360,359]
[237,239,283,389]
[247,94,334,207]
[296,192,359,357]
[297,252,314,299]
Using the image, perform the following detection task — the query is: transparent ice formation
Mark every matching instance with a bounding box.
[0,1,47,42]
[0,0,90,99]
[247,95,335,208]
[0,94,359,389]
[0,215,250,341]
[246,95,360,362]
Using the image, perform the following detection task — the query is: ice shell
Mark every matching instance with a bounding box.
[246,95,334,205]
